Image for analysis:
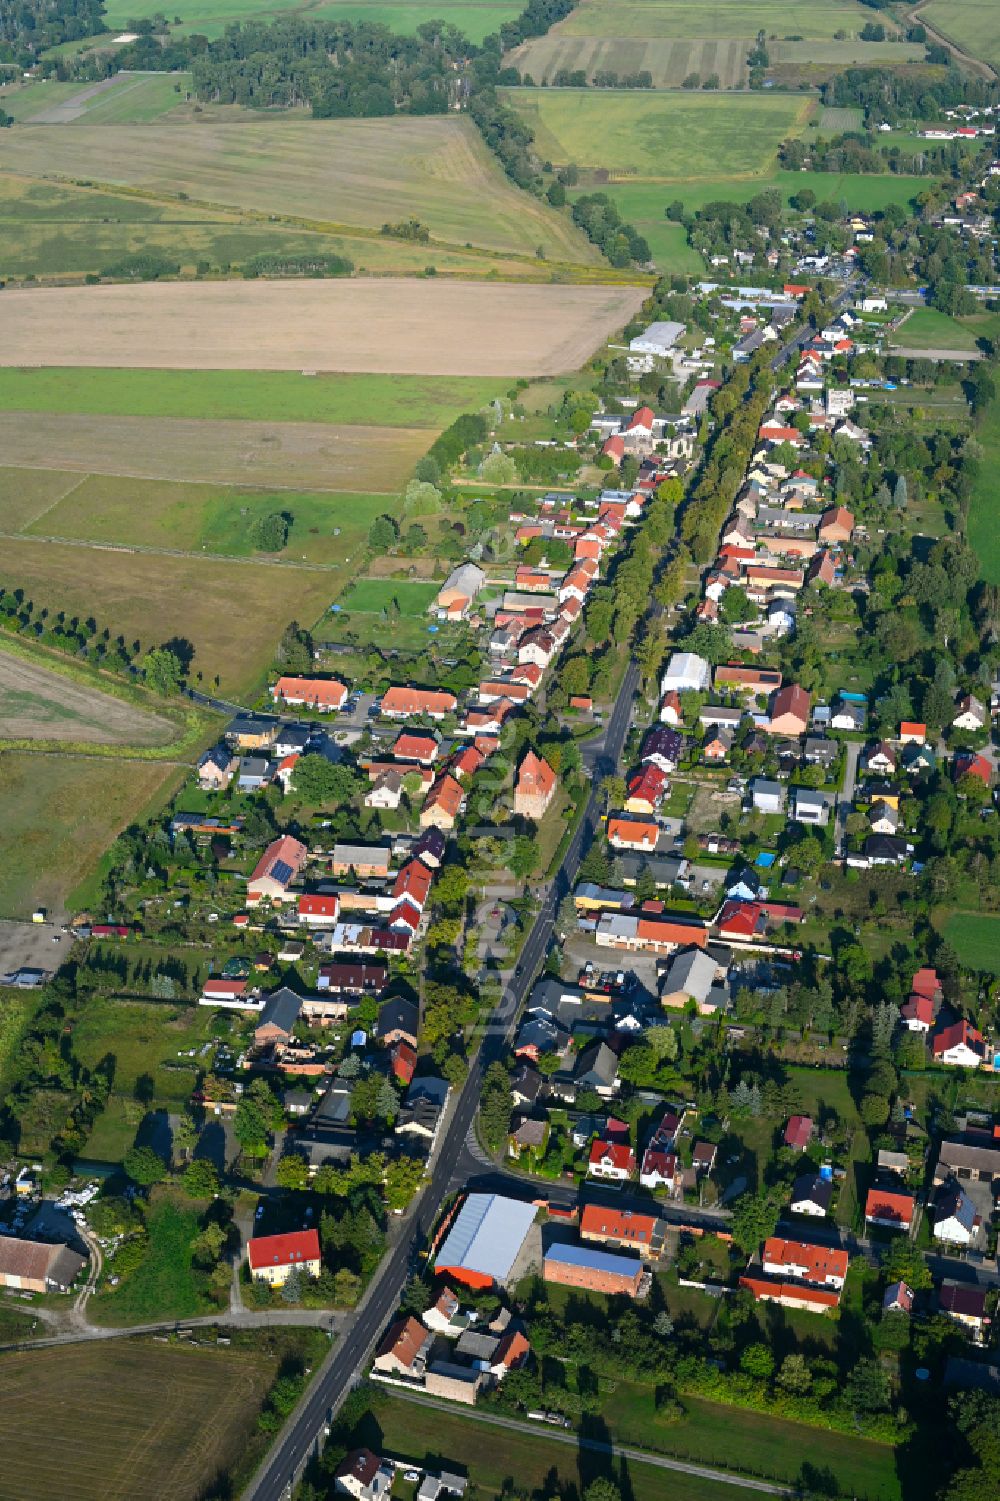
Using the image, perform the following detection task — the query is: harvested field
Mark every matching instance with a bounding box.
[0,538,346,695]
[506,35,750,88]
[507,89,814,180]
[0,1338,282,1501]
[0,752,177,918]
[0,280,645,375]
[0,412,429,491]
[555,0,897,40]
[0,648,175,746]
[0,117,598,263]
[922,0,1000,71]
[102,0,523,43]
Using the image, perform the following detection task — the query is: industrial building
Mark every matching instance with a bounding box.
[433,1194,537,1289]
[543,1243,647,1298]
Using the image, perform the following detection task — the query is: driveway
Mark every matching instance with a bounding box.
[835,740,862,855]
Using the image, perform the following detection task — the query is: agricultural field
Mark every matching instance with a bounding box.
[889,306,982,352]
[0,538,343,696]
[0,280,645,377]
[11,473,398,566]
[0,72,191,125]
[0,647,176,747]
[506,36,751,88]
[0,117,600,266]
[505,89,815,179]
[101,0,523,42]
[0,367,501,428]
[0,1336,299,1499]
[0,415,428,492]
[944,913,1000,973]
[553,0,897,42]
[0,168,565,285]
[0,753,178,918]
[922,0,1000,70]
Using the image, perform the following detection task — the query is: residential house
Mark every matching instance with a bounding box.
[703,729,734,763]
[247,1229,321,1287]
[954,752,992,788]
[331,843,391,879]
[831,698,866,733]
[238,756,272,793]
[660,947,723,1014]
[932,1181,982,1246]
[588,1138,636,1181]
[381,687,457,720]
[762,1238,848,1289]
[247,835,308,906]
[692,1141,717,1177]
[607,817,659,853]
[791,788,833,826]
[954,694,987,732]
[933,1020,985,1068]
[226,713,279,752]
[884,1281,914,1314]
[377,997,419,1049]
[939,1282,990,1343]
[901,994,934,1033]
[334,1451,395,1501]
[373,1316,433,1378]
[789,1173,832,1217]
[254,987,303,1047]
[271,676,347,712]
[751,778,785,815]
[870,800,900,837]
[394,732,440,765]
[865,1186,915,1231]
[317,962,388,997]
[574,1039,620,1098]
[580,1205,664,1257]
[768,684,810,737]
[420,774,464,831]
[197,743,237,791]
[899,721,927,745]
[865,741,897,776]
[642,726,683,772]
[817,506,854,544]
[784,1115,814,1152]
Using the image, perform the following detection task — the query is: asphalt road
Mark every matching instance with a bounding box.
[244,659,641,1500]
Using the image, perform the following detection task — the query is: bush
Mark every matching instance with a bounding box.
[242,252,352,278]
[100,253,180,280]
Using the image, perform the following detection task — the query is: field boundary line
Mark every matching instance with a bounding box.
[23,471,92,528]
[1,529,343,573]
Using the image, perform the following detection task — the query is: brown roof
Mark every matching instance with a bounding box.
[771,683,810,725]
[0,1237,84,1285]
[375,1315,427,1369]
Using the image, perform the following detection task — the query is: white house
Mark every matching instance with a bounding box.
[791,788,833,827]
[932,1182,980,1246]
[751,778,785,815]
[953,694,987,731]
[789,1173,833,1218]
[335,1451,396,1501]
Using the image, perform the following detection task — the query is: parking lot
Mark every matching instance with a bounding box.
[0,918,70,983]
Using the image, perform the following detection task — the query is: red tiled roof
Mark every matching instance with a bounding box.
[517,750,557,801]
[581,1204,657,1242]
[763,1237,848,1281]
[382,686,457,717]
[589,1139,636,1173]
[247,1228,320,1272]
[298,893,339,918]
[933,1020,985,1058]
[865,1188,914,1226]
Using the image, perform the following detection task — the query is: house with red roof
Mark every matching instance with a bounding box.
[271,676,347,712]
[419,773,464,831]
[865,1186,915,1231]
[933,1020,986,1068]
[818,506,855,545]
[954,752,992,789]
[381,686,457,720]
[298,892,340,928]
[762,1237,848,1288]
[391,859,433,910]
[784,1115,814,1152]
[588,1138,636,1181]
[625,764,668,815]
[393,731,440,765]
[247,835,308,906]
[899,721,927,746]
[580,1204,663,1256]
[716,900,767,941]
[247,1228,321,1287]
[607,817,659,852]
[602,435,625,465]
[768,683,811,736]
[901,993,934,1033]
[390,1040,417,1086]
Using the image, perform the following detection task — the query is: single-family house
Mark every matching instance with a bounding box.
[818,506,854,544]
[197,743,237,791]
[247,835,308,906]
[373,1315,434,1378]
[751,778,785,815]
[334,1451,395,1501]
[865,1186,915,1231]
[768,684,810,737]
[939,1282,989,1342]
[954,694,987,732]
[271,676,347,713]
[420,774,464,831]
[884,1281,914,1314]
[789,1173,832,1217]
[588,1138,636,1181]
[607,817,659,853]
[791,788,833,826]
[784,1115,814,1152]
[933,1020,985,1068]
[932,1181,982,1246]
[660,947,721,1014]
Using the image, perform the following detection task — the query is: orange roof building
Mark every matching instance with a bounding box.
[515,750,557,820]
[381,686,457,720]
[271,677,347,712]
[419,773,464,831]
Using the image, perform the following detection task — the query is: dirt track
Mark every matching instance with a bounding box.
[0,279,646,376]
[0,649,175,746]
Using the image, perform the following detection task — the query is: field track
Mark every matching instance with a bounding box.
[0,280,646,375]
[0,412,429,491]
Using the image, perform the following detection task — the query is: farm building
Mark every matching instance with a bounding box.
[0,1238,86,1294]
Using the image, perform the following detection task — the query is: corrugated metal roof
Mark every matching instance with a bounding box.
[434,1194,536,1281]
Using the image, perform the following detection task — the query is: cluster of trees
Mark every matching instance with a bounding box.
[242,251,353,278]
[0,586,153,678]
[248,511,290,553]
[525,67,652,89]
[571,193,650,266]
[822,64,999,123]
[680,361,774,562]
[99,252,180,280]
[470,88,543,194]
[181,18,462,113]
[0,0,105,64]
[780,129,972,179]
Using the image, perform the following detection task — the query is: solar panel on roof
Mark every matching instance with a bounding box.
[270,859,293,885]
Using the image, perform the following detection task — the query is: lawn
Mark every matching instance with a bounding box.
[367,1389,745,1501]
[0,367,503,429]
[72,995,218,1111]
[0,1335,291,1499]
[0,989,43,1094]
[101,0,523,42]
[0,72,192,125]
[969,373,1000,584]
[0,535,356,696]
[89,1193,213,1325]
[944,912,1000,975]
[890,307,982,352]
[505,89,815,179]
[922,0,1000,69]
[19,475,403,563]
[338,577,440,615]
[0,753,179,919]
[0,116,599,265]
